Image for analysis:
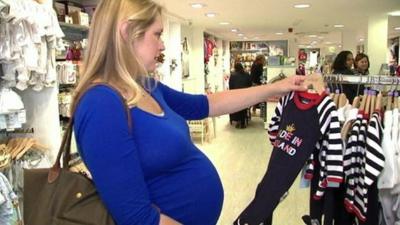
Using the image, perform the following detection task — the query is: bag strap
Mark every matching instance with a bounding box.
[48,83,132,183]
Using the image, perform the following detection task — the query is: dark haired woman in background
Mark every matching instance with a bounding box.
[229,63,252,128]
[250,55,266,114]
[332,50,362,103]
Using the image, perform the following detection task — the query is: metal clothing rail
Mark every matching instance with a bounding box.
[323,74,400,85]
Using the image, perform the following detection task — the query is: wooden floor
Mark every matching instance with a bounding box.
[196,104,309,225]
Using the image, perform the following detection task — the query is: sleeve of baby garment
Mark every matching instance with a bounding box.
[268,92,293,143]
[365,112,385,186]
[74,86,160,225]
[325,109,344,184]
[317,97,343,186]
[158,82,209,120]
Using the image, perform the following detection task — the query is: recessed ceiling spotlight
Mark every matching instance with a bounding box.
[294,4,311,9]
[219,22,230,25]
[338,45,342,48]
[334,24,344,28]
[275,32,284,35]
[318,36,324,39]
[395,27,400,30]
[307,45,312,48]
[243,37,248,40]
[388,11,400,16]
[238,33,244,36]
[308,34,317,38]
[254,37,260,39]
[359,38,364,42]
[231,28,238,32]
[190,3,206,8]
[205,13,216,18]
[325,41,332,44]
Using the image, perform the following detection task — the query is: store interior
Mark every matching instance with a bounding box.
[1,0,400,224]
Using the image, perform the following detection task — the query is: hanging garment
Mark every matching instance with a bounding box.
[235,91,342,224]
[0,0,64,90]
[298,49,307,61]
[309,51,319,68]
[0,172,22,225]
[378,109,396,189]
[378,109,400,225]
[319,186,355,225]
[365,111,385,186]
[359,183,380,225]
[360,111,384,224]
[392,108,400,195]
[344,113,368,221]
[342,110,384,222]
[379,190,398,225]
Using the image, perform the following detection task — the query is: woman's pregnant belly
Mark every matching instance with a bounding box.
[147,153,223,225]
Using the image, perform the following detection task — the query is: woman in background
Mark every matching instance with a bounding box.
[353,53,370,75]
[229,63,252,128]
[250,55,266,114]
[332,50,361,103]
[250,55,266,85]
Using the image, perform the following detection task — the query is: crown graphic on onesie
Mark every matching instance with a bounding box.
[286,124,296,133]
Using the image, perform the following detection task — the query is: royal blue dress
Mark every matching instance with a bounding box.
[74,81,224,225]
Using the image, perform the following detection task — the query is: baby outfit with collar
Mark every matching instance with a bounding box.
[235,91,342,225]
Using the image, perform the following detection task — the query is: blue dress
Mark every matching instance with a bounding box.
[74,82,224,225]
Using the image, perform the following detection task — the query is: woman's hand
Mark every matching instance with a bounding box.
[270,75,307,96]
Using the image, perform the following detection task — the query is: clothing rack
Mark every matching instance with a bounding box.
[0,128,34,138]
[323,74,400,85]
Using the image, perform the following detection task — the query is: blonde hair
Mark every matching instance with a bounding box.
[71,0,162,113]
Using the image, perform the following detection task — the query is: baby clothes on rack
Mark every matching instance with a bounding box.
[0,172,22,225]
[57,61,78,85]
[365,112,385,186]
[378,107,400,225]
[0,88,25,131]
[235,91,342,225]
[0,0,64,91]
[379,110,396,189]
[342,111,385,222]
[58,91,73,118]
[345,112,369,220]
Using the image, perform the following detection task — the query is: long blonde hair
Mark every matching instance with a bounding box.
[71,0,162,113]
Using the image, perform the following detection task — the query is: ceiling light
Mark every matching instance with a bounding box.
[388,11,400,16]
[243,37,248,40]
[275,32,283,35]
[334,24,344,28]
[308,34,317,38]
[231,28,238,32]
[205,13,216,18]
[254,37,259,39]
[338,45,342,48]
[395,27,400,30]
[307,45,312,48]
[294,4,311,9]
[238,33,244,36]
[219,22,230,25]
[191,3,206,8]
[359,38,364,42]
[318,36,324,39]
[325,41,332,44]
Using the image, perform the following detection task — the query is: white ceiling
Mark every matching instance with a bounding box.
[154,0,400,45]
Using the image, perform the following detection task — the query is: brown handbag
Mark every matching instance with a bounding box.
[23,84,130,225]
